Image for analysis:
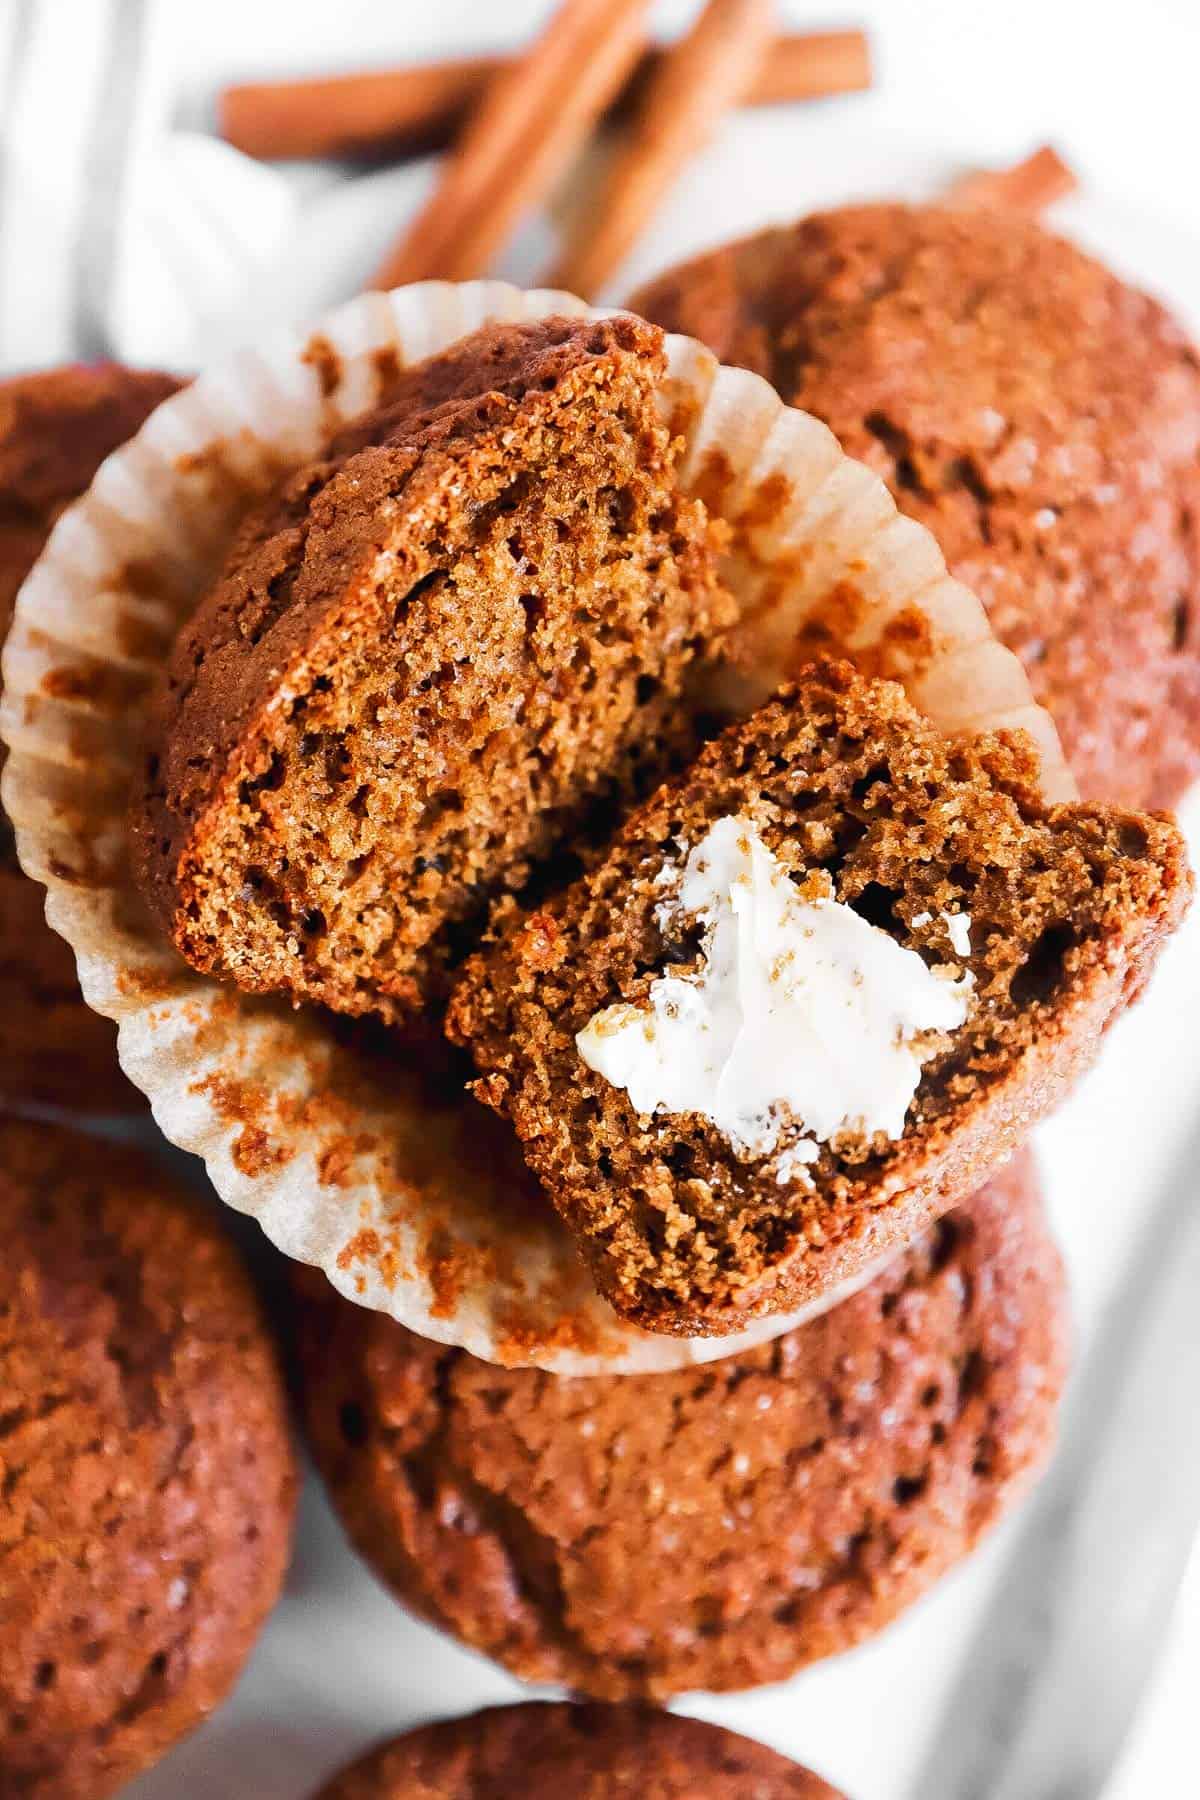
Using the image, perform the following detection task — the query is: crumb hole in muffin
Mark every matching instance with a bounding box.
[1010,923,1076,1007]
[518,592,545,634]
[851,763,890,805]
[849,882,902,932]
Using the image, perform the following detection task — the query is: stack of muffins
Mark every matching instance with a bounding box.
[1,201,1197,1799]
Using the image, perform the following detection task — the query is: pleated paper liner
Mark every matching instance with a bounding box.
[0,281,1073,1374]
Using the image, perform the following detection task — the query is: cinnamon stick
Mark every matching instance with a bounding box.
[369,0,654,291]
[219,31,871,165]
[546,0,778,300]
[222,57,500,163]
[944,145,1078,214]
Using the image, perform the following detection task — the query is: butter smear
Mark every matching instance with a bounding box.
[576,815,972,1169]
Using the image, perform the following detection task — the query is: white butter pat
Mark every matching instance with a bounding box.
[576,815,972,1165]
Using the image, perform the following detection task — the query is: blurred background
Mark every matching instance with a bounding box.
[4,3,1200,1797]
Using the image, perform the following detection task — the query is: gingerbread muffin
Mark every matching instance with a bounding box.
[295,1153,1066,1700]
[0,1121,297,1798]
[314,1704,841,1799]
[449,662,1187,1333]
[629,204,1200,808]
[0,364,179,1111]
[131,314,731,1024]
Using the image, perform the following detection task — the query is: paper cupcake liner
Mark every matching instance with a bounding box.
[0,280,1072,1374]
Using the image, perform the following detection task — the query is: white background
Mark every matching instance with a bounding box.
[59,1,1199,1794]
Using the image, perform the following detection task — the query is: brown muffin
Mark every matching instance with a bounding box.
[0,362,180,1112]
[0,1120,298,1798]
[295,1153,1067,1701]
[448,661,1187,1333]
[626,202,1200,802]
[314,1703,842,1799]
[318,1699,845,1800]
[628,204,1200,808]
[131,314,731,1025]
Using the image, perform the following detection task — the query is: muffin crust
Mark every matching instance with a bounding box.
[296,1155,1066,1701]
[630,204,1200,806]
[315,1703,841,1798]
[0,1122,297,1797]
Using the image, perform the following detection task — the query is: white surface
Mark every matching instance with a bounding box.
[73,2,1200,1794]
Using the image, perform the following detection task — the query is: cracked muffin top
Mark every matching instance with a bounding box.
[0,1121,297,1798]
[629,204,1200,807]
[294,1153,1065,1701]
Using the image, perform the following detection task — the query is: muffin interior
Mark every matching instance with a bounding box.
[135,317,729,1021]
[449,662,1187,1327]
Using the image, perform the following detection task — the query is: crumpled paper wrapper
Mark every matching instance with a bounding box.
[0,280,1073,1373]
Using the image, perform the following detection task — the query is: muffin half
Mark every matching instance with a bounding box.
[131,314,730,1022]
[449,662,1188,1331]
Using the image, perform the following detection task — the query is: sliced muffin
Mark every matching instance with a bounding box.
[0,1121,296,1798]
[629,204,1200,807]
[295,1155,1066,1700]
[314,1704,842,1799]
[449,662,1188,1332]
[131,315,731,1023]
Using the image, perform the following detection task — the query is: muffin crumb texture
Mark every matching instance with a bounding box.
[132,314,730,1022]
[0,1122,296,1798]
[449,661,1188,1331]
[296,1155,1065,1702]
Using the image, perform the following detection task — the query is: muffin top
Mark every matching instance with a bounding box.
[295,1152,1066,1700]
[0,1121,296,1798]
[630,204,1200,806]
[315,1703,841,1799]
